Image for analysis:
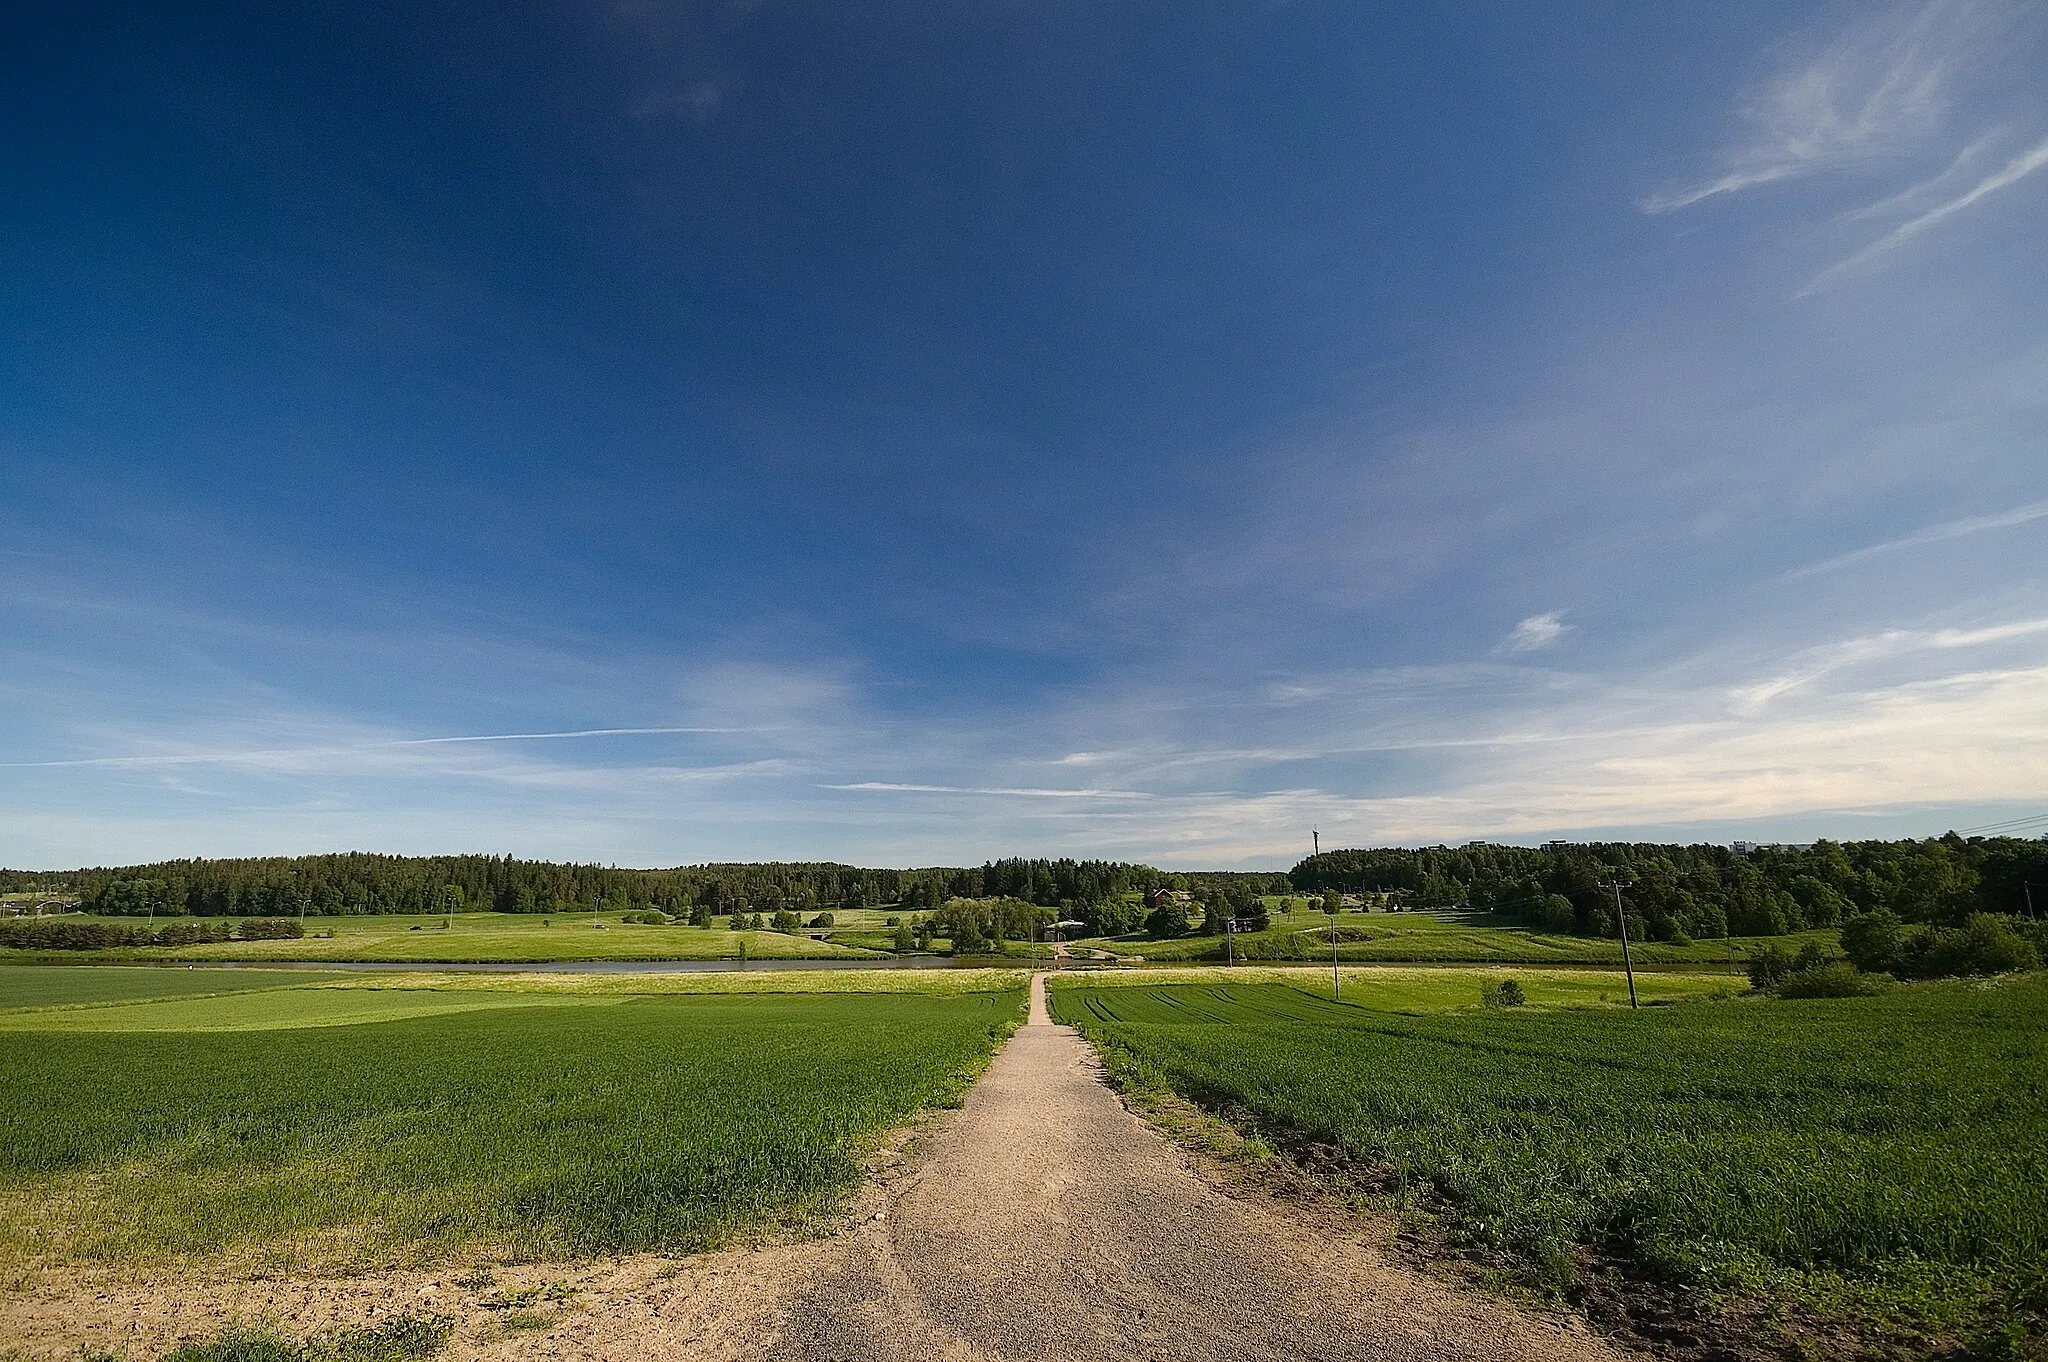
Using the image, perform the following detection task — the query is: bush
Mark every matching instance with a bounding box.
[1747,943,1794,991]
[809,912,835,928]
[237,917,306,941]
[1898,913,2041,979]
[1481,979,1526,1007]
[1776,962,1889,999]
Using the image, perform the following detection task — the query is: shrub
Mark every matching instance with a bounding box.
[1777,962,1889,999]
[1898,913,2041,979]
[1747,943,1794,991]
[237,918,307,941]
[810,912,835,928]
[1481,979,1526,1008]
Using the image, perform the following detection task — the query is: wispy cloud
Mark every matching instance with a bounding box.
[1503,611,1569,652]
[1728,618,2048,712]
[1841,129,2002,219]
[823,782,1154,799]
[0,726,752,770]
[1644,0,1985,213]
[1799,133,2048,291]
[1787,500,2048,578]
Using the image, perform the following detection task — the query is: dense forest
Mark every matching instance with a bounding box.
[1,854,1287,922]
[4,836,2040,946]
[1289,836,2047,942]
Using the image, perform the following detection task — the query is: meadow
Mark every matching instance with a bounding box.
[1048,972,2048,1351]
[0,911,886,963]
[1083,904,1837,969]
[1049,962,1737,1011]
[0,969,1026,1271]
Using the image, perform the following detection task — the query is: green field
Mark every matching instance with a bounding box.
[1049,972,2048,1350]
[0,965,357,1009]
[1053,963,1737,1011]
[0,911,889,963]
[0,971,1026,1270]
[1082,905,1836,968]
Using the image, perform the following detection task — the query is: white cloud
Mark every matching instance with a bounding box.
[1504,611,1570,652]
[1799,132,2048,291]
[1786,499,2048,578]
[1727,618,2048,712]
[1644,0,1986,212]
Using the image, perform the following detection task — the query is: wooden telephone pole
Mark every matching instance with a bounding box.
[1602,882,1639,1009]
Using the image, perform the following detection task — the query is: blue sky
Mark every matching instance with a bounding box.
[3,0,2045,870]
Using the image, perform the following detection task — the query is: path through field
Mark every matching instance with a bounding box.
[5,974,1620,1361]
[761,973,1613,1361]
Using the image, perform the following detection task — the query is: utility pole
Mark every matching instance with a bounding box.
[1312,828,1320,857]
[1329,906,1341,1001]
[1225,918,1235,967]
[1604,882,1639,1009]
[2026,881,2039,919]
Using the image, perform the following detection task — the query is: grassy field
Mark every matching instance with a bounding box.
[1048,972,2048,1352]
[1051,963,1737,1011]
[0,965,359,1009]
[1081,906,1836,968]
[0,971,1026,1271]
[0,911,887,963]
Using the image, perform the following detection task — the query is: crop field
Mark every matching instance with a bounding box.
[1051,963,1735,1011]
[1085,905,1837,969]
[0,971,1026,1271]
[0,911,886,963]
[1049,973,2048,1349]
[0,965,358,1009]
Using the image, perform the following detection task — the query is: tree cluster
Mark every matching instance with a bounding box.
[1289,836,2047,942]
[0,916,305,951]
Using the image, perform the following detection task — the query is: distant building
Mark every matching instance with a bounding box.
[1730,841,1759,856]
[1540,840,1578,854]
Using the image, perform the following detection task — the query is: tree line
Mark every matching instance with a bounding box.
[1289,835,2047,943]
[12,852,1287,921]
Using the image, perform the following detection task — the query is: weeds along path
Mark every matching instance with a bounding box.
[763,972,1615,1362]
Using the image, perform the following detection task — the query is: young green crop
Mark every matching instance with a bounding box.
[0,965,358,1009]
[1,986,1024,1270]
[1090,908,1835,968]
[1050,975,2048,1348]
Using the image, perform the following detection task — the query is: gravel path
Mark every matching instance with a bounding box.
[765,973,1620,1361]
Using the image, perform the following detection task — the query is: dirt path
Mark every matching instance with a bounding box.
[762,972,1614,1360]
[3,974,1623,1361]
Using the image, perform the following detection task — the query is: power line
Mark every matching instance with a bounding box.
[1956,811,2048,836]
